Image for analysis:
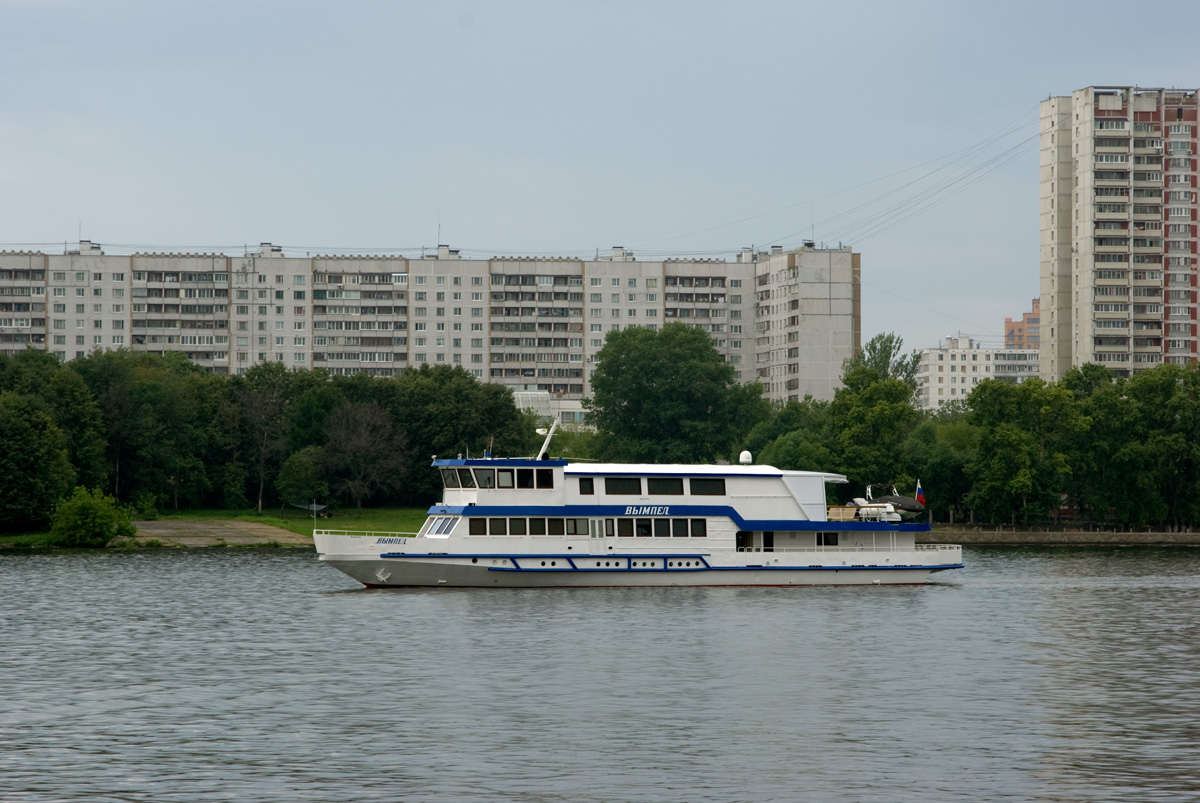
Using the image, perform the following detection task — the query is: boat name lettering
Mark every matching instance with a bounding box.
[625,506,670,515]
[374,537,408,545]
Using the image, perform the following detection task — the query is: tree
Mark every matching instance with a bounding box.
[49,486,135,548]
[70,349,140,498]
[758,429,836,475]
[237,362,295,513]
[276,445,329,508]
[741,397,833,460]
[389,365,538,504]
[0,391,75,531]
[841,332,920,390]
[324,401,406,513]
[965,378,1085,524]
[829,365,920,498]
[0,350,108,489]
[584,322,768,463]
[900,416,978,523]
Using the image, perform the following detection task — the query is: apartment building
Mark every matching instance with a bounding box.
[1004,297,1040,350]
[916,336,1039,410]
[1040,86,1199,382]
[753,243,861,399]
[0,240,860,418]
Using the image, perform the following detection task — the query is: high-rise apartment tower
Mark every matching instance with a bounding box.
[1040,86,1198,381]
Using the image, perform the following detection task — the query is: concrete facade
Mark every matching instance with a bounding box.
[0,240,861,418]
[916,336,1039,410]
[1040,86,1199,382]
[752,244,860,400]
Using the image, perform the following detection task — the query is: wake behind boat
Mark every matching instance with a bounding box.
[314,444,962,588]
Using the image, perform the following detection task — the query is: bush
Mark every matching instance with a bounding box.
[49,487,136,548]
[133,491,158,520]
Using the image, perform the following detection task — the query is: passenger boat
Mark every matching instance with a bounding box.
[313,441,963,588]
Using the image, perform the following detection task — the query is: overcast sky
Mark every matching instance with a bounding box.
[4,0,1199,351]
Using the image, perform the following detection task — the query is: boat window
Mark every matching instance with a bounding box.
[536,468,554,489]
[578,477,594,495]
[653,519,670,537]
[496,469,513,488]
[475,469,496,488]
[468,518,487,535]
[509,518,527,535]
[528,518,546,535]
[635,518,652,537]
[489,518,507,535]
[566,518,588,535]
[617,518,633,537]
[456,469,476,488]
[517,468,535,489]
[672,519,689,537]
[819,532,838,546]
[690,519,707,537]
[604,518,615,537]
[605,477,642,495]
[647,477,684,495]
[435,517,456,535]
[440,469,460,488]
[419,518,436,535]
[547,518,566,535]
[689,478,726,496]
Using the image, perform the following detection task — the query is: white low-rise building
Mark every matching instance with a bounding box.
[916,336,1039,410]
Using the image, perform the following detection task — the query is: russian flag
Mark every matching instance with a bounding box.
[915,479,926,506]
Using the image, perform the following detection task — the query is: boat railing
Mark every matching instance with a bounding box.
[737,544,959,553]
[314,529,424,539]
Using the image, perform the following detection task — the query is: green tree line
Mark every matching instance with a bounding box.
[6,325,1199,533]
[0,350,538,531]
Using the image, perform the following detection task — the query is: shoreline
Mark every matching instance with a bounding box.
[921,529,1200,546]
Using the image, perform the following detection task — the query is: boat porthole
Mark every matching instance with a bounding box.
[551,561,557,566]
[605,561,610,566]
[491,560,498,565]
[541,561,546,566]
[471,558,478,564]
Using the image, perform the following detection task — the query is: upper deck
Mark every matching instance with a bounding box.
[432,457,925,532]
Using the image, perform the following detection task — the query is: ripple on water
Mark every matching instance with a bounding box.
[1,546,1198,802]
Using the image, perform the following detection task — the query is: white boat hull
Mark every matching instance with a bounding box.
[316,533,962,588]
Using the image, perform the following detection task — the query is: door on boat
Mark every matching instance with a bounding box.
[589,518,611,555]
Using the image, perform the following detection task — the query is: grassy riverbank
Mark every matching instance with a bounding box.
[154,506,428,538]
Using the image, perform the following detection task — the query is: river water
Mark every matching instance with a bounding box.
[1,546,1198,802]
